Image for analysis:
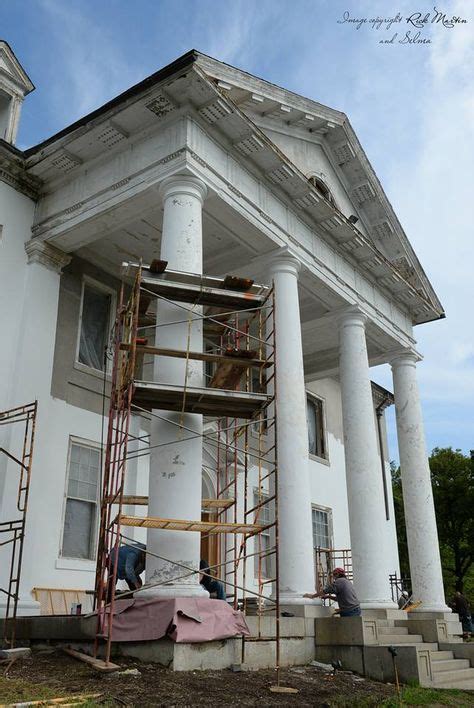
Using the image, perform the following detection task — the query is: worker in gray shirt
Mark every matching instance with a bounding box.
[304,567,361,617]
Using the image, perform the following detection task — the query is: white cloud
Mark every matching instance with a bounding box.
[38,0,144,124]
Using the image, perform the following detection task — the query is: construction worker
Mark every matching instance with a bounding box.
[107,542,146,601]
[304,567,361,617]
[200,559,226,600]
[451,591,473,638]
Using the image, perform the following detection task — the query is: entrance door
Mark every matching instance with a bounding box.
[200,510,220,578]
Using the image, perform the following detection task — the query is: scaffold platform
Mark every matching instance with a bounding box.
[132,380,270,417]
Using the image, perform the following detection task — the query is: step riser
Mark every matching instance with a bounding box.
[378,627,409,635]
[432,659,470,672]
[378,635,423,644]
[433,669,474,684]
[430,651,454,660]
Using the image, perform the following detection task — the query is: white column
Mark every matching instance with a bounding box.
[268,251,316,604]
[0,240,71,616]
[338,309,395,608]
[391,353,449,612]
[144,175,208,597]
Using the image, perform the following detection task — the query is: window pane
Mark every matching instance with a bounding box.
[312,508,331,549]
[307,400,317,455]
[62,499,95,559]
[78,285,111,371]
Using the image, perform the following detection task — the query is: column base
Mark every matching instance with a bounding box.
[139,583,209,599]
[0,597,41,618]
[360,600,398,610]
[278,592,320,607]
[409,604,452,614]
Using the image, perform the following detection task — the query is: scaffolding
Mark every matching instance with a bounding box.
[94,261,280,676]
[314,547,353,593]
[0,401,37,647]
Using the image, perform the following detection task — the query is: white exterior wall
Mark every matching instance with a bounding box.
[251,127,369,238]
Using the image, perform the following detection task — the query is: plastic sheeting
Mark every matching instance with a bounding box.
[101,597,250,643]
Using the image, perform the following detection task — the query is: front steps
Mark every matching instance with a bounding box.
[314,611,474,691]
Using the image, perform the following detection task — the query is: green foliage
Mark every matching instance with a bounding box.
[391,461,410,578]
[392,448,474,601]
[430,448,474,595]
[380,684,473,706]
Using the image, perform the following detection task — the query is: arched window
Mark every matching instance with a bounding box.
[308,175,336,206]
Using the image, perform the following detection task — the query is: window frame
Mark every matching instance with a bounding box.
[253,488,272,579]
[75,276,116,375]
[311,504,333,552]
[60,436,102,561]
[306,391,328,462]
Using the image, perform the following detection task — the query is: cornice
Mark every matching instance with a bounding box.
[0,143,41,200]
[25,239,71,272]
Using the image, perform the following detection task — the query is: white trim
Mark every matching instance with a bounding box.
[306,390,329,462]
[75,275,116,375]
[311,503,334,550]
[59,435,103,562]
[55,558,96,572]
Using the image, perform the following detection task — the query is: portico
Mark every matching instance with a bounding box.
[0,46,450,634]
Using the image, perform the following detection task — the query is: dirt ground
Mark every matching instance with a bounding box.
[0,649,397,706]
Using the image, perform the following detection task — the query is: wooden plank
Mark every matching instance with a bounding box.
[120,343,266,368]
[209,361,245,390]
[63,647,120,673]
[5,693,103,706]
[119,514,264,535]
[119,496,235,509]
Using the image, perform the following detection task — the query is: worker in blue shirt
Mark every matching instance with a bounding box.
[107,542,146,601]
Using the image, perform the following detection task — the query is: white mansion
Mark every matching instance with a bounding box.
[0,42,448,616]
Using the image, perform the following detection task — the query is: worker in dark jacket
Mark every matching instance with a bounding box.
[107,542,146,601]
[452,591,473,637]
[304,567,361,617]
[200,559,226,600]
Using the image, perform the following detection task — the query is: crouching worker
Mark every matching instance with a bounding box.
[107,542,146,602]
[304,567,361,617]
[200,559,226,600]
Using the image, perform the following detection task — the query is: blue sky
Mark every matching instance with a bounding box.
[2,0,473,462]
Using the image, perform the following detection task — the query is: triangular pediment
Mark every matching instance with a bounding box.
[194,52,441,316]
[0,41,34,96]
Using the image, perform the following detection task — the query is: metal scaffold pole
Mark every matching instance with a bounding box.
[0,400,38,647]
[93,261,281,681]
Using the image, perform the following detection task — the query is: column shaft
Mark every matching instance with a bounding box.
[145,176,208,597]
[391,354,449,612]
[339,310,395,608]
[269,253,315,603]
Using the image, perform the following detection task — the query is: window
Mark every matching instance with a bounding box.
[62,441,101,559]
[77,279,113,371]
[312,506,332,551]
[254,491,272,578]
[308,175,336,206]
[307,395,326,459]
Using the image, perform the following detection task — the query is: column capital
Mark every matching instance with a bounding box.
[337,306,367,329]
[158,174,208,205]
[390,349,422,368]
[25,239,71,273]
[266,247,302,278]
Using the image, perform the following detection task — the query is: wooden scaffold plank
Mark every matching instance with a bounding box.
[119,515,264,535]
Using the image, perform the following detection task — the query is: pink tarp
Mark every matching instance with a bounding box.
[102,597,250,643]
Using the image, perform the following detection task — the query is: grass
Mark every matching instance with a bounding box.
[380,684,473,706]
[0,677,112,706]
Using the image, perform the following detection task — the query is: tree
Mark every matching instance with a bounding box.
[430,448,474,593]
[392,448,474,596]
[391,462,410,579]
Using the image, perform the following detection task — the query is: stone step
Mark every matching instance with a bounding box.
[433,667,474,685]
[378,626,409,635]
[430,650,454,661]
[435,678,474,690]
[431,659,470,673]
[378,634,424,644]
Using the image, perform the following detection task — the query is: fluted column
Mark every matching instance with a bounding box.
[339,309,395,608]
[267,250,316,604]
[391,353,449,612]
[144,175,208,597]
